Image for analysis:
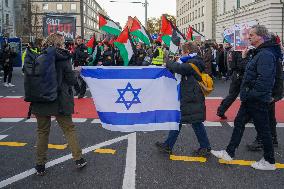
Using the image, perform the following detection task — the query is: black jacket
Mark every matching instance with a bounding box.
[2,48,17,70]
[73,44,88,67]
[240,41,278,103]
[101,50,115,66]
[166,56,206,124]
[31,48,77,116]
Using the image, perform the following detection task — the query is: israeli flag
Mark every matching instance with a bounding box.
[81,66,180,132]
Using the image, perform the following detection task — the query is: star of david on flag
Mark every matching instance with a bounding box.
[81,66,180,132]
[116,82,141,110]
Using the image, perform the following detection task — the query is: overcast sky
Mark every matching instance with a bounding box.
[96,0,176,27]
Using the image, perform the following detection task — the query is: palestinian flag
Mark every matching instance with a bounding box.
[130,17,152,46]
[86,35,95,54]
[160,15,185,53]
[186,26,194,41]
[114,28,135,66]
[99,13,121,36]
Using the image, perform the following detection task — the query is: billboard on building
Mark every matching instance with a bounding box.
[43,15,76,41]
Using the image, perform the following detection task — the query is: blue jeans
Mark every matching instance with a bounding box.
[226,101,275,164]
[164,122,211,150]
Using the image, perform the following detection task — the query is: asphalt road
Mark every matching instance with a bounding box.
[0,68,283,189]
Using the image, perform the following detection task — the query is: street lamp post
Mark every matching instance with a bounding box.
[109,0,148,29]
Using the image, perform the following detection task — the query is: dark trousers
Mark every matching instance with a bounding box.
[226,101,275,164]
[3,67,12,83]
[164,122,211,150]
[217,73,242,115]
[74,75,86,96]
[35,115,82,165]
[256,102,277,141]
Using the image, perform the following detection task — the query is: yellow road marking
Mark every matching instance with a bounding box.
[219,159,255,166]
[0,142,27,147]
[48,144,67,150]
[170,155,207,163]
[94,149,116,154]
[219,159,284,169]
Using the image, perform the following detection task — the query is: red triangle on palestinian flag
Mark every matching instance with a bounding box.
[161,15,173,36]
[98,13,121,36]
[86,35,95,48]
[114,28,134,66]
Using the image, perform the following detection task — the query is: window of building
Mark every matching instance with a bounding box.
[198,23,200,31]
[198,8,200,17]
[83,5,86,11]
[71,4,76,11]
[201,22,204,32]
[192,12,194,20]
[84,16,86,24]
[202,6,204,16]
[195,10,197,18]
[57,4,63,11]
[5,0,8,7]
[42,3,48,11]
[6,14,9,25]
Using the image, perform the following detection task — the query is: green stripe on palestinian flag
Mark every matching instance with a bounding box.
[99,13,121,36]
[130,17,152,46]
[114,28,134,66]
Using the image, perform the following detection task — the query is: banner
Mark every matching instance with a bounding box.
[43,15,76,41]
[81,66,180,132]
[223,21,256,51]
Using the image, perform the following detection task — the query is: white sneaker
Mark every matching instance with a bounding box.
[4,82,9,87]
[8,83,15,87]
[211,150,233,161]
[251,158,276,171]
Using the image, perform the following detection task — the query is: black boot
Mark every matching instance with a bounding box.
[155,142,172,154]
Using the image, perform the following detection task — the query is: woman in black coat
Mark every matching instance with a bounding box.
[156,42,211,156]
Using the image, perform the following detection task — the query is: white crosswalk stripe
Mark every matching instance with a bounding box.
[0,118,24,122]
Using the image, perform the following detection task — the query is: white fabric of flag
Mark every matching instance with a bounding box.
[81,66,180,132]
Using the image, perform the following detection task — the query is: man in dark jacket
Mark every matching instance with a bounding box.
[30,33,87,175]
[73,36,88,98]
[155,42,211,157]
[212,25,277,171]
[98,43,115,66]
[216,50,248,119]
[246,34,283,151]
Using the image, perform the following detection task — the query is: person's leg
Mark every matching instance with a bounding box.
[191,122,210,149]
[250,102,275,164]
[35,115,51,165]
[7,69,12,83]
[55,115,82,161]
[226,102,250,158]
[3,67,8,84]
[268,103,278,145]
[79,76,87,97]
[164,123,182,150]
[217,74,241,117]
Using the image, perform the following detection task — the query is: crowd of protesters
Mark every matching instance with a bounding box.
[1,24,282,174]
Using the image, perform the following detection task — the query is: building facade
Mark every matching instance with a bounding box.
[0,0,16,37]
[176,0,216,40]
[14,0,29,40]
[28,0,105,41]
[216,0,284,42]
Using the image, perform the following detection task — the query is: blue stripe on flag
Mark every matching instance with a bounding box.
[81,67,175,80]
[97,110,180,125]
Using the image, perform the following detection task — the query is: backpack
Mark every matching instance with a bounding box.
[189,63,214,96]
[24,46,58,102]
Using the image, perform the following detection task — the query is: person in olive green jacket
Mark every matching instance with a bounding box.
[31,33,87,176]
